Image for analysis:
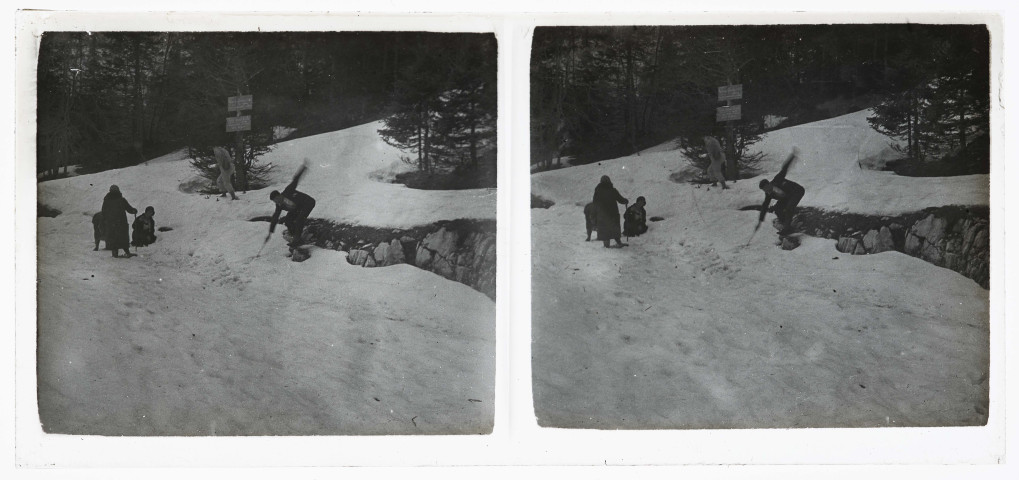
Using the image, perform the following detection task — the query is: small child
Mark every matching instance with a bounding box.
[92,212,106,251]
[131,206,157,247]
[623,196,648,238]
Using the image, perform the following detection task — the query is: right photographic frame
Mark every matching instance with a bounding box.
[530,23,992,430]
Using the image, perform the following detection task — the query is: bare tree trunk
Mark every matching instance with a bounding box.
[146,33,175,146]
[469,122,478,166]
[725,122,738,180]
[624,35,638,154]
[723,74,738,180]
[235,132,247,191]
[913,91,921,162]
[416,117,424,171]
[957,87,968,149]
[131,37,146,163]
[907,90,916,160]
[639,28,664,137]
[230,60,251,189]
[424,118,432,173]
[56,36,84,173]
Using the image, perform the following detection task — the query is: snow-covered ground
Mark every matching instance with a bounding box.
[36,121,496,435]
[531,110,989,429]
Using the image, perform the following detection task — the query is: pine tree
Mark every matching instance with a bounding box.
[432,41,497,169]
[867,25,989,164]
[377,53,443,172]
[378,34,496,175]
[180,33,277,190]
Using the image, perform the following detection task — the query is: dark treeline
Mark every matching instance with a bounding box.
[531,24,989,174]
[37,31,497,184]
[378,35,497,177]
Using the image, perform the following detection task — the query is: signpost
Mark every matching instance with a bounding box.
[717,84,743,102]
[716,83,742,180]
[225,115,252,132]
[715,104,742,122]
[228,95,253,112]
[226,94,253,191]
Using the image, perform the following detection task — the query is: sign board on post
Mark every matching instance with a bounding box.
[226,115,252,132]
[716,104,742,122]
[227,95,253,112]
[717,84,743,102]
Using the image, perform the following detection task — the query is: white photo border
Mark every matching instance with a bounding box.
[8,3,1014,474]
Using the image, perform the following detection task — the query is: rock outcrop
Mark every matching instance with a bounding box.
[795,206,989,289]
[296,218,496,299]
[903,214,989,288]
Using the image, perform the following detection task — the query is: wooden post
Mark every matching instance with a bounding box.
[725,117,737,181]
[235,124,247,192]
[226,93,253,191]
[716,83,743,181]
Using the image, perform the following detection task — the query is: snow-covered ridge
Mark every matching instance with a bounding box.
[534,110,988,217]
[42,121,496,229]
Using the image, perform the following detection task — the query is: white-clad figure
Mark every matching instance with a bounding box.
[213,146,239,200]
[702,136,729,190]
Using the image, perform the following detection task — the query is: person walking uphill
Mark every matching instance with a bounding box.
[758,147,804,235]
[702,136,729,189]
[267,160,316,251]
[101,185,138,258]
[593,175,629,248]
[213,146,239,200]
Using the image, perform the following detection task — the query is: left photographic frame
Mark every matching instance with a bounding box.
[29,26,497,437]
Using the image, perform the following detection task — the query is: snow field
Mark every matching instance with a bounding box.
[531,110,989,428]
[36,121,496,435]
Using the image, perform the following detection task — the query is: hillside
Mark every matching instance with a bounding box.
[531,109,990,429]
[35,121,496,435]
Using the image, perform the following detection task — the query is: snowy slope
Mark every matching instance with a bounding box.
[36,121,495,435]
[531,110,989,428]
